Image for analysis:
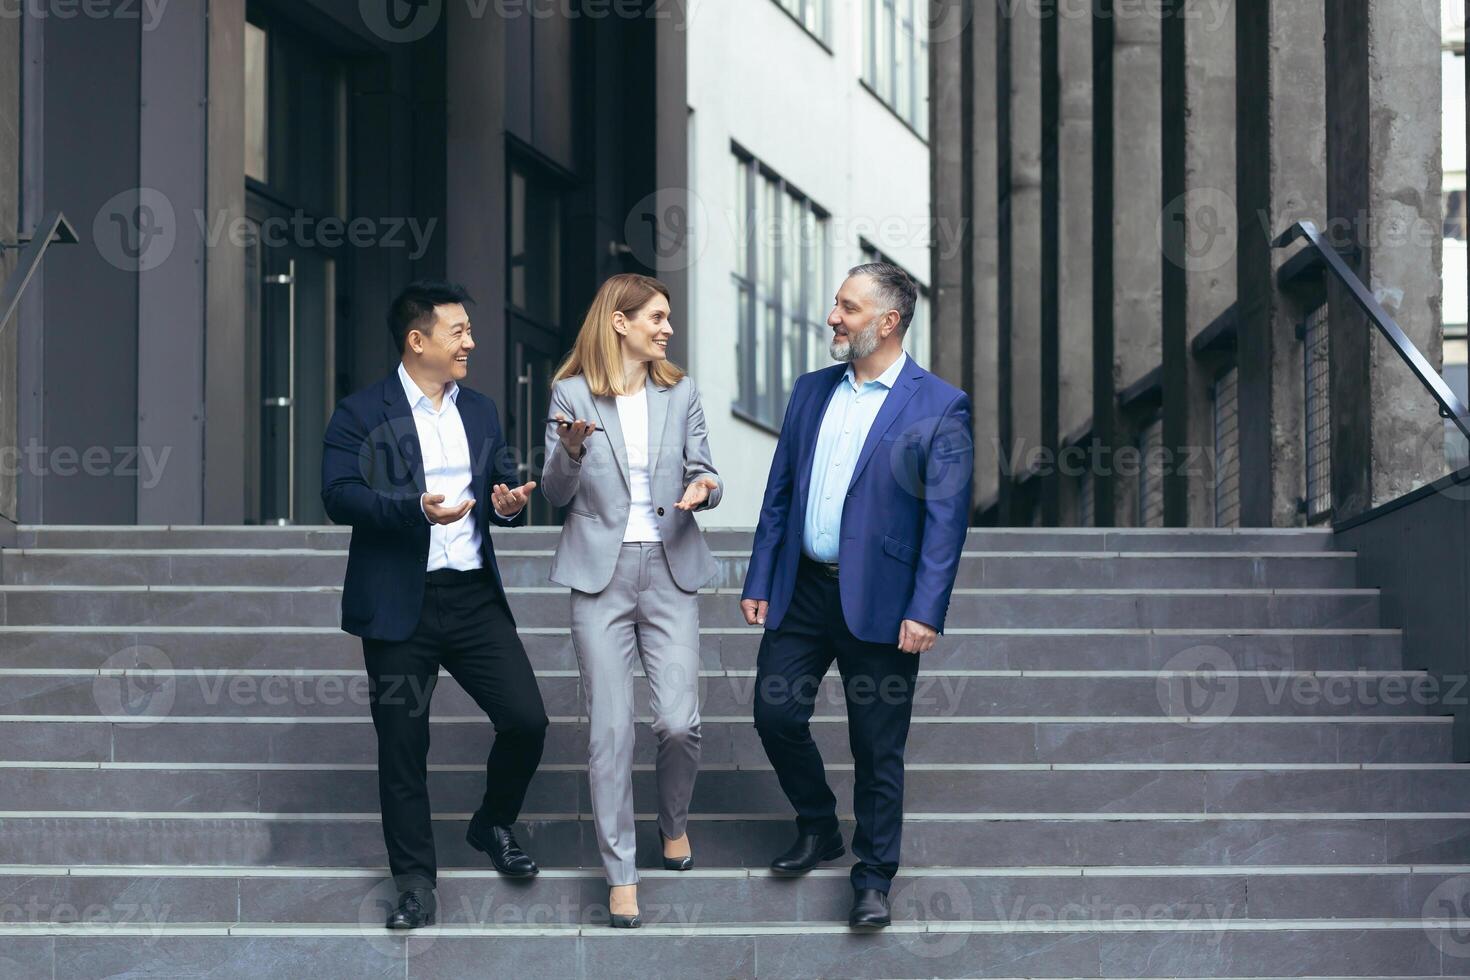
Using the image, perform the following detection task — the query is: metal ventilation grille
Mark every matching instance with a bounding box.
[1302,304,1333,522]
[1138,418,1165,528]
[1212,367,1241,528]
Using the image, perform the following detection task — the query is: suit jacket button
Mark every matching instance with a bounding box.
[657,507,665,516]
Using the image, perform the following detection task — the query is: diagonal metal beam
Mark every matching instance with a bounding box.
[1273,219,1470,442]
[0,212,77,338]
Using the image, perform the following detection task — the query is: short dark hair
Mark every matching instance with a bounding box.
[387,280,475,353]
[848,262,917,333]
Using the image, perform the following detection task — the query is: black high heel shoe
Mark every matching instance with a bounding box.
[660,830,694,872]
[609,887,641,929]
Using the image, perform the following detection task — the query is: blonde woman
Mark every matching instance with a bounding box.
[541,274,721,928]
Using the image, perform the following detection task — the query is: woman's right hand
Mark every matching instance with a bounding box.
[552,414,598,457]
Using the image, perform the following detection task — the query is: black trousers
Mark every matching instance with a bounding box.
[752,559,921,893]
[362,569,548,890]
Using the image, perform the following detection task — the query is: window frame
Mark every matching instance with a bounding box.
[862,0,929,140]
[732,144,831,433]
[768,0,832,51]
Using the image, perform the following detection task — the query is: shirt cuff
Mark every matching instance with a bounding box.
[418,493,431,523]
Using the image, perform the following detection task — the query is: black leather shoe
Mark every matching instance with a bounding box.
[384,888,436,929]
[769,831,845,875]
[466,822,539,877]
[848,888,891,929]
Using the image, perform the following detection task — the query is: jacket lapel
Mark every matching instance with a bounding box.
[381,371,427,496]
[848,355,925,488]
[645,378,672,477]
[589,392,631,491]
[457,389,488,499]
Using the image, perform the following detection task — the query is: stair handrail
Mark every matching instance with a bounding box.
[1273,219,1470,443]
[0,212,78,337]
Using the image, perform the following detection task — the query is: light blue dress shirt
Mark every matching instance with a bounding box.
[802,352,909,562]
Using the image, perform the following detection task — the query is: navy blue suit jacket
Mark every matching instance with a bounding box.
[741,356,974,644]
[321,369,525,642]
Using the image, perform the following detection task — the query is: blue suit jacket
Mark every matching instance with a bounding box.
[741,357,974,644]
[321,369,525,642]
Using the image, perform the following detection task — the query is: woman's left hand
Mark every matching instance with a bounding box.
[675,476,719,511]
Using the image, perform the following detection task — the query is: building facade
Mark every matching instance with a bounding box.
[0,0,687,530]
[682,0,934,525]
[931,0,1470,529]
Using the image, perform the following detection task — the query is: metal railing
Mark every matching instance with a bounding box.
[0,212,77,334]
[1273,220,1470,443]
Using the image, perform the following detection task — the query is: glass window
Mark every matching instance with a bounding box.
[733,149,829,428]
[1212,368,1241,528]
[508,159,562,327]
[774,0,827,44]
[245,22,268,182]
[865,0,927,137]
[1138,418,1165,528]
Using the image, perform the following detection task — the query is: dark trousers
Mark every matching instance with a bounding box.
[753,559,921,893]
[362,569,548,890]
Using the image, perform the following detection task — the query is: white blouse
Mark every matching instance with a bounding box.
[616,387,663,542]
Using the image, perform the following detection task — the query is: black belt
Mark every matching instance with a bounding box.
[425,567,494,586]
[800,555,840,580]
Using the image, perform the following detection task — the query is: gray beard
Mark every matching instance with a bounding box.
[830,319,882,362]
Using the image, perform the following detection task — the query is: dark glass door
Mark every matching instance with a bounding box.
[246,194,336,525]
[507,151,571,526]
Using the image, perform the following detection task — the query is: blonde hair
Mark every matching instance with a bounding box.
[553,274,686,396]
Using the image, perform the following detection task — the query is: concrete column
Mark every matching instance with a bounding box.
[972,0,1002,522]
[138,0,208,523]
[1039,0,1061,524]
[15,12,42,526]
[446,1,507,407]
[931,0,968,404]
[1236,0,1323,527]
[1057,5,1093,525]
[1007,0,1043,524]
[932,0,1000,520]
[0,10,17,531]
[653,6,688,368]
[1111,5,1163,525]
[203,0,247,522]
[1180,0,1237,525]
[1326,0,1446,518]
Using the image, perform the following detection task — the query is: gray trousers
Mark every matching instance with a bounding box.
[570,542,702,885]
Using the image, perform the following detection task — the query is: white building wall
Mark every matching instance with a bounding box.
[685,0,932,526]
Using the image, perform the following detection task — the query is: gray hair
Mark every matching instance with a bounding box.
[847,262,917,333]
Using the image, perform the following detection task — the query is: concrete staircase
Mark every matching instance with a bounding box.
[2,525,1470,978]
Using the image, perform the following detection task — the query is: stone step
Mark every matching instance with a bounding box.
[0,626,1407,672]
[7,668,1439,719]
[2,763,1469,814]
[0,919,1461,979]
[1,863,1466,926]
[0,812,1465,869]
[0,548,1360,589]
[1,716,1451,766]
[0,586,1384,630]
[11,524,1343,553]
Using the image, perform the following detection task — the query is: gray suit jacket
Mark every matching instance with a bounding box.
[541,373,723,593]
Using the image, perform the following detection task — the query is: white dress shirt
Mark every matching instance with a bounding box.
[399,363,483,572]
[616,386,663,542]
